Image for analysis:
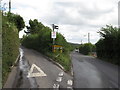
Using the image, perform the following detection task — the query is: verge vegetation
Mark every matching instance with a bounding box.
[2,12,24,85]
[79,43,96,55]
[96,25,120,65]
[22,19,73,71]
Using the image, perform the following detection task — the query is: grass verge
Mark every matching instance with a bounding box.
[45,51,71,71]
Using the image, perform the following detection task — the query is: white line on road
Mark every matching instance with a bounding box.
[27,64,47,78]
[67,87,73,90]
[58,72,64,77]
[53,84,59,88]
[56,77,62,82]
[67,80,73,86]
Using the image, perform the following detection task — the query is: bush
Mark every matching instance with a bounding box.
[7,12,25,32]
[2,15,20,84]
[21,19,72,71]
[79,43,96,55]
[22,27,52,53]
[96,25,120,65]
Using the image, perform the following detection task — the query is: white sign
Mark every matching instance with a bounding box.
[27,64,47,78]
[51,31,56,38]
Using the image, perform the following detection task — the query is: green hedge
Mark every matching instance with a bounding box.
[22,30,71,71]
[21,19,72,71]
[2,16,19,84]
[79,43,96,55]
[95,25,120,65]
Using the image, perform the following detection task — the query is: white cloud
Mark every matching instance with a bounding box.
[2,0,119,44]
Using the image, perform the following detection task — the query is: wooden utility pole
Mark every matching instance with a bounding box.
[118,1,120,28]
[9,0,11,13]
[0,0,1,11]
[81,40,82,44]
[88,33,90,43]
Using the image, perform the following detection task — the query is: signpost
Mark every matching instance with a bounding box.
[52,45,63,53]
[51,24,63,53]
[51,31,56,39]
[52,24,58,45]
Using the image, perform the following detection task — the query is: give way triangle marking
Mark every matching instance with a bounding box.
[27,64,47,78]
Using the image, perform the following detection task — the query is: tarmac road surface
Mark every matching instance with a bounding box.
[71,51,119,88]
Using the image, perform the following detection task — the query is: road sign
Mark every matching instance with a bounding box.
[51,31,56,38]
[52,45,63,53]
[27,64,47,78]
[54,25,59,29]
[52,24,59,29]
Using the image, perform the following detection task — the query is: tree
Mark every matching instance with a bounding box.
[96,25,120,65]
[7,12,25,32]
[25,19,44,34]
[79,43,96,55]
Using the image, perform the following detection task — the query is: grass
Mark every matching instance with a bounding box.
[46,51,71,71]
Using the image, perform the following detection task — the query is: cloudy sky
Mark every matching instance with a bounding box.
[1,0,119,44]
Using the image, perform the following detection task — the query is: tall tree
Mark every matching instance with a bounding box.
[96,25,120,65]
[7,12,25,32]
[25,19,44,34]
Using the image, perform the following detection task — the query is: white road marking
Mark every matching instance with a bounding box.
[58,72,64,77]
[67,87,73,90]
[53,84,59,88]
[27,64,47,78]
[67,80,73,86]
[56,77,62,82]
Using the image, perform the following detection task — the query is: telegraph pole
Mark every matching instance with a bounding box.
[81,40,82,44]
[88,33,90,43]
[9,0,11,13]
[118,1,120,28]
[0,0,2,11]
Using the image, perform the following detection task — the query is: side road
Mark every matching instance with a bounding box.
[3,47,73,88]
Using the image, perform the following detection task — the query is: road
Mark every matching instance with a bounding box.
[14,47,73,88]
[71,51,119,88]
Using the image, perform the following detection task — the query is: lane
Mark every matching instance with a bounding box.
[71,51,119,88]
[15,48,38,88]
[18,47,73,88]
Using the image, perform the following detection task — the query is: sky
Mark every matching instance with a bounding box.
[1,0,119,44]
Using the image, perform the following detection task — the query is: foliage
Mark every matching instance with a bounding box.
[2,15,20,84]
[22,19,72,71]
[46,52,71,71]
[68,43,80,52]
[7,12,25,32]
[25,19,44,34]
[79,43,96,55]
[96,25,120,65]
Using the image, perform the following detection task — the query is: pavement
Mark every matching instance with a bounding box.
[71,51,119,88]
[13,47,73,88]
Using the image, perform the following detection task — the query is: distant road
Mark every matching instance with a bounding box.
[71,52,119,88]
[14,47,72,88]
